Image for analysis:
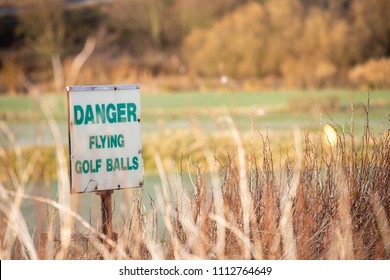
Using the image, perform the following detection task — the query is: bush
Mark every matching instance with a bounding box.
[181,2,268,78]
[348,57,390,89]
[181,1,356,88]
[1,98,389,259]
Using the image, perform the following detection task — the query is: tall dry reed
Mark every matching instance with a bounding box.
[0,97,389,260]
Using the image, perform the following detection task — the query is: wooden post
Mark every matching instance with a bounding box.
[97,190,114,241]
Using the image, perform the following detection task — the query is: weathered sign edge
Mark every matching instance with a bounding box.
[65,84,143,194]
[66,84,140,92]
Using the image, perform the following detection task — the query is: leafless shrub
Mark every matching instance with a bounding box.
[0,96,388,259]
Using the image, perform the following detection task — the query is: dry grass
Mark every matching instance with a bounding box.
[0,96,389,260]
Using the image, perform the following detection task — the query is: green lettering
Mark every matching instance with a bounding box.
[95,104,106,124]
[99,135,106,149]
[89,136,95,149]
[132,156,139,170]
[73,103,138,125]
[114,158,120,171]
[127,103,137,122]
[117,103,126,123]
[74,105,84,125]
[118,134,125,147]
[75,160,82,174]
[84,105,95,124]
[82,160,90,173]
[109,134,117,148]
[127,157,133,170]
[106,158,113,172]
[106,103,116,123]
[95,159,102,173]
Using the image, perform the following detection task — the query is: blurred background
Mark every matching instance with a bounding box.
[0,0,389,251]
[0,0,389,92]
[0,0,389,169]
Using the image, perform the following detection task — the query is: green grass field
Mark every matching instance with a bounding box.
[1,89,388,124]
[0,89,388,174]
[0,88,387,178]
[0,89,388,145]
[1,89,389,114]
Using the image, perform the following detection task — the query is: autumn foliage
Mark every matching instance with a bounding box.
[0,0,389,92]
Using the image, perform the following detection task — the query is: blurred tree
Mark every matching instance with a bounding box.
[0,0,389,91]
[145,0,163,49]
[182,0,364,87]
[18,0,65,61]
[104,0,166,51]
[182,0,304,79]
[0,15,20,49]
[164,0,243,45]
[105,0,244,51]
[352,0,390,58]
[282,7,342,87]
[182,2,267,78]
[262,0,303,75]
[299,0,351,11]
[63,6,101,54]
[17,0,65,91]
[326,0,351,15]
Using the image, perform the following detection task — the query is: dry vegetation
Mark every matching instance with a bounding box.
[0,0,388,260]
[1,0,390,93]
[0,97,389,260]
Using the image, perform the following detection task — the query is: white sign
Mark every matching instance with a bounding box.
[66,84,143,193]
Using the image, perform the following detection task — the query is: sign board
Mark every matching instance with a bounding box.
[66,84,143,193]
